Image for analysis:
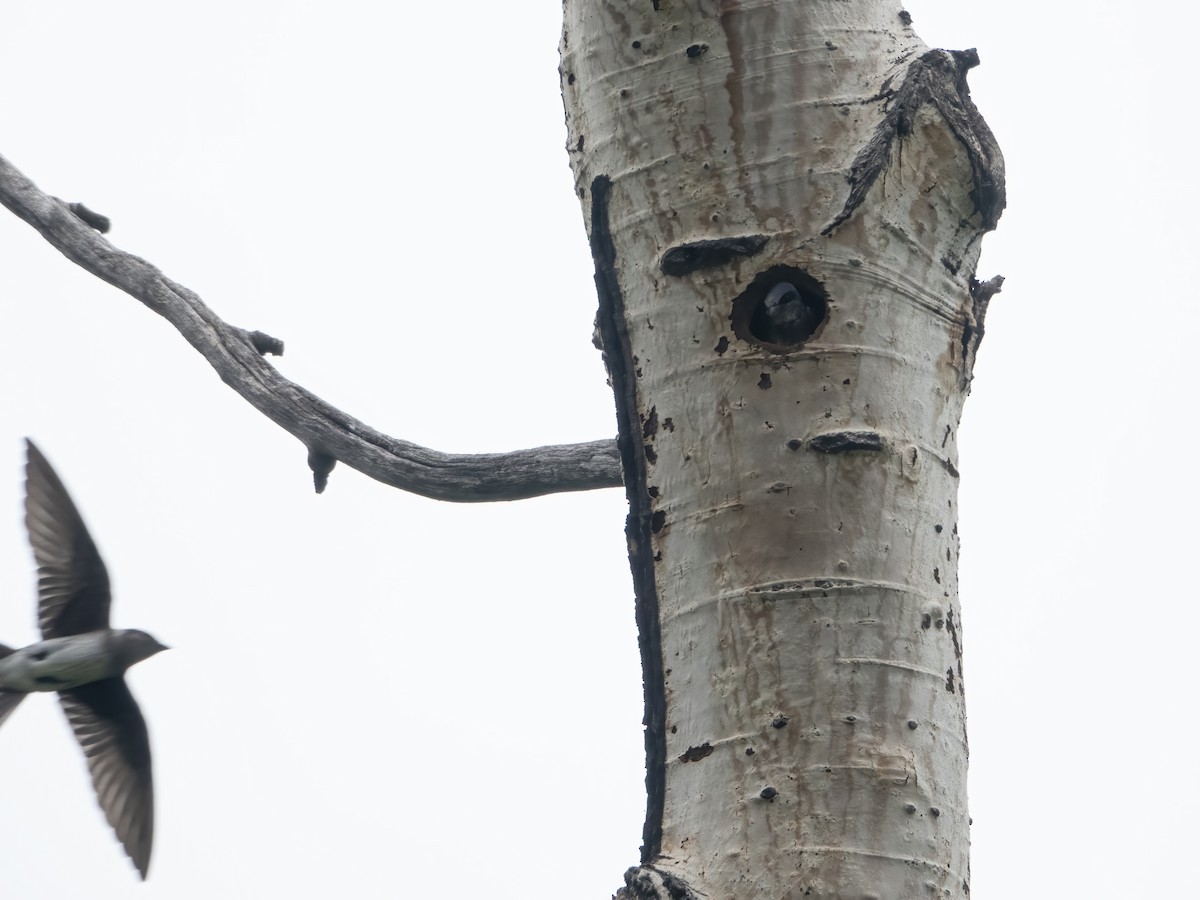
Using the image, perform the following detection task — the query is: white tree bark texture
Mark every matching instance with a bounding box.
[561,2,1004,898]
[0,154,623,501]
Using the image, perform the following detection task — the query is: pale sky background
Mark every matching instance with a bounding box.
[0,2,1195,897]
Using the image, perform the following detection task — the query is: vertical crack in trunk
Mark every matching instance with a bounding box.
[588,175,666,863]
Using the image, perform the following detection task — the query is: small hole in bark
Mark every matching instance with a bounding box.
[759,786,778,801]
[632,40,641,49]
[787,439,802,451]
[651,510,667,533]
[567,72,576,85]
[731,266,828,352]
[576,135,585,151]
[772,715,789,729]
[686,43,708,58]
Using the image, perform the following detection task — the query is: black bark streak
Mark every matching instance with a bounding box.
[808,430,887,453]
[946,608,969,755]
[823,49,1006,235]
[659,235,769,276]
[946,608,964,679]
[589,175,667,866]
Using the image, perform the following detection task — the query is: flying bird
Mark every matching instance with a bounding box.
[0,440,167,879]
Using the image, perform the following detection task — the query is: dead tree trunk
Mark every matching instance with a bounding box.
[561,2,1004,896]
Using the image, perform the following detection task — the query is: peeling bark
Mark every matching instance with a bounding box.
[962,274,1004,390]
[824,49,1006,238]
[0,153,622,501]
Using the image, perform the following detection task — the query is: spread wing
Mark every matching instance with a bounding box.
[0,691,25,729]
[24,440,112,638]
[59,678,155,879]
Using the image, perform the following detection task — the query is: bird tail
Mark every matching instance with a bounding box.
[0,643,27,729]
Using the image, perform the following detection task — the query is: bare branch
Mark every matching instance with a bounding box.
[0,152,622,501]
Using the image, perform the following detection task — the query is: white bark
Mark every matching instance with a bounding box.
[562,2,1003,897]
